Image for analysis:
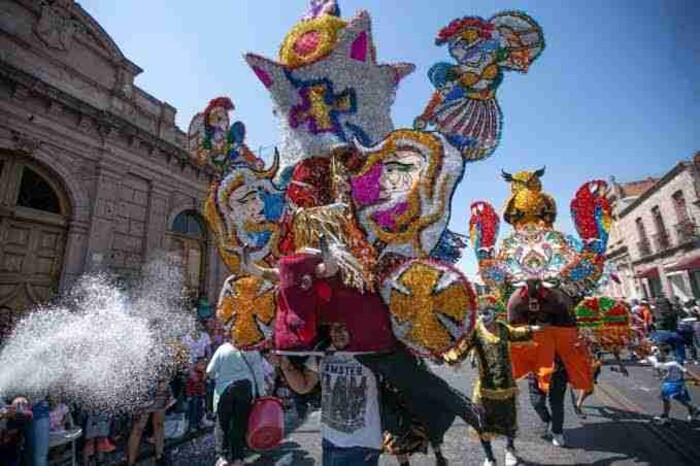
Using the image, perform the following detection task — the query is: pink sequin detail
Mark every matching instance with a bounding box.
[252,66,273,88]
[350,31,368,62]
[351,163,382,206]
[373,202,409,230]
[294,31,321,57]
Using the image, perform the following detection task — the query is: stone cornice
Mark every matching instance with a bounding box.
[618,162,690,218]
[0,60,216,178]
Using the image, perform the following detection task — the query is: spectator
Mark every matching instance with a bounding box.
[273,322,383,466]
[649,345,700,424]
[185,357,212,431]
[82,411,115,465]
[127,379,173,466]
[640,299,655,334]
[182,323,212,365]
[0,396,32,466]
[206,338,265,466]
[24,397,50,466]
[654,297,680,332]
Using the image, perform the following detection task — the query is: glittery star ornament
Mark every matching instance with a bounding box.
[245,9,415,169]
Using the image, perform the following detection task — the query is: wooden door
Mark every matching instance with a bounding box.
[0,153,69,326]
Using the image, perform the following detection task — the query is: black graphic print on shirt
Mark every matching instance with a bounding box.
[321,360,368,433]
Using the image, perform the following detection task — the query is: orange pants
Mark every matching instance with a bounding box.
[511,326,593,393]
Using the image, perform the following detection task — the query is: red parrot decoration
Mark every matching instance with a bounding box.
[469,201,500,260]
[570,180,611,255]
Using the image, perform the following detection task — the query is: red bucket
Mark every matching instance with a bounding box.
[246,397,285,451]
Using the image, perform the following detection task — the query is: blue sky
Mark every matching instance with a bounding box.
[81,0,699,278]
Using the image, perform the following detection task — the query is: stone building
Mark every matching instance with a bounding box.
[602,153,700,301]
[0,0,227,317]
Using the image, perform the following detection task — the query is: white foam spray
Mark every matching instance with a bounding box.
[0,255,196,411]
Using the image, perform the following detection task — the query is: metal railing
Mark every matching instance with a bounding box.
[637,239,652,257]
[675,218,699,245]
[652,230,671,252]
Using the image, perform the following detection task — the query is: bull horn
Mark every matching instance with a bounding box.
[501,169,513,182]
[256,147,280,179]
[534,166,546,178]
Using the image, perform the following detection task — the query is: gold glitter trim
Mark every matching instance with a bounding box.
[279,15,347,69]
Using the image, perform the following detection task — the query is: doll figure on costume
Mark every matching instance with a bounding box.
[444,302,539,466]
[414,12,543,161]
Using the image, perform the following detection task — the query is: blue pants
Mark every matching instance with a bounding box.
[322,439,380,466]
[24,400,50,466]
[187,396,204,428]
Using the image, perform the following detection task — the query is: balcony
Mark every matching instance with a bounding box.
[637,238,652,257]
[652,230,671,252]
[675,218,700,244]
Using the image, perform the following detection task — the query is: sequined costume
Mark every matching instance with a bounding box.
[446,321,532,437]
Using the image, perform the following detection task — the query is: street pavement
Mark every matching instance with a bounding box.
[161,355,700,466]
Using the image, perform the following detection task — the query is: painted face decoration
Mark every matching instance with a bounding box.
[205,155,285,272]
[351,129,464,259]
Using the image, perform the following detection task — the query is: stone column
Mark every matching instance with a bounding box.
[143,182,169,259]
[60,218,89,291]
[84,156,125,270]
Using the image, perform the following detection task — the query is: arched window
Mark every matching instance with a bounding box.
[17,167,62,213]
[167,211,208,300]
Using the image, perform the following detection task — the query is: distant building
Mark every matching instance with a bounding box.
[602,153,700,300]
[0,1,227,317]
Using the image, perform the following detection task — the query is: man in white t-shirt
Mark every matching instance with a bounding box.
[274,322,382,465]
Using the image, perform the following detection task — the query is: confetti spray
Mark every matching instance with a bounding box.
[0,255,196,411]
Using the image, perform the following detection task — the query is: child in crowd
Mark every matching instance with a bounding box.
[649,345,700,424]
[185,357,212,431]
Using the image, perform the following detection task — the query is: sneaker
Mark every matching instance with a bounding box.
[505,449,519,466]
[482,460,496,466]
[214,457,229,466]
[653,415,670,425]
[96,437,116,453]
[551,433,566,447]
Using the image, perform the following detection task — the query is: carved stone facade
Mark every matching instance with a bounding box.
[0,0,226,315]
[602,154,700,300]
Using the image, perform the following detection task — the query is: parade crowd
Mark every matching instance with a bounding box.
[3,292,700,466]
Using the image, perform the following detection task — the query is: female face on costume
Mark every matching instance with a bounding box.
[449,36,498,66]
[378,149,426,201]
[228,183,266,227]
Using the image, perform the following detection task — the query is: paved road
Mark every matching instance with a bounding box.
[162,356,700,466]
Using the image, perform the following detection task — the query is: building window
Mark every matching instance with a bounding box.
[636,217,651,256]
[16,167,62,214]
[651,206,670,251]
[168,211,207,300]
[673,190,697,244]
[672,190,689,222]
